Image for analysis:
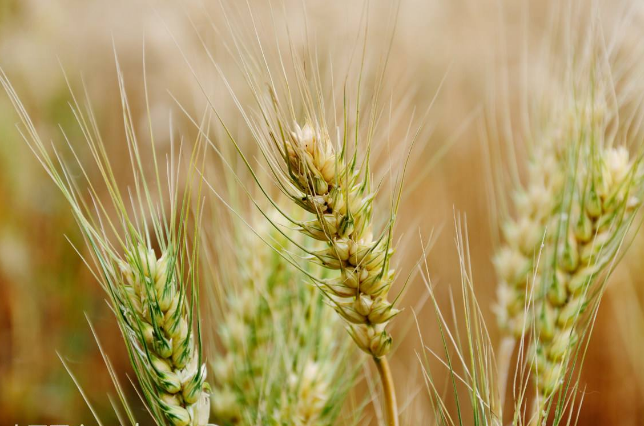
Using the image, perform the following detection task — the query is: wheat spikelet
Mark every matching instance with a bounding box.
[221,45,409,424]
[490,6,644,415]
[254,114,402,425]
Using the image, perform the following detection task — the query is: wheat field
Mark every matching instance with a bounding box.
[1,0,644,425]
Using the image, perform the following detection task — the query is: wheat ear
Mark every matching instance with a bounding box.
[532,142,641,414]
[493,123,569,406]
[287,123,399,354]
[259,119,400,425]
[209,210,353,425]
[0,69,212,426]
[494,135,567,338]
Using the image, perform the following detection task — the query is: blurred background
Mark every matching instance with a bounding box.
[0,0,643,424]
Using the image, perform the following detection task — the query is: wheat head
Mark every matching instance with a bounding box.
[532,113,642,406]
[207,201,355,425]
[0,67,212,426]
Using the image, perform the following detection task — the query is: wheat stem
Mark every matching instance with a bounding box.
[373,356,399,426]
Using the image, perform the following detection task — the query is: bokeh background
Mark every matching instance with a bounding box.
[1,0,643,424]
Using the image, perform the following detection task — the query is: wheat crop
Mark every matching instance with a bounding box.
[489,3,644,423]
[530,107,643,419]
[3,1,644,426]
[0,63,211,426]
[205,198,356,425]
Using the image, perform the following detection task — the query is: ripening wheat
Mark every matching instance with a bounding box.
[490,6,644,423]
[0,64,211,426]
[205,199,357,425]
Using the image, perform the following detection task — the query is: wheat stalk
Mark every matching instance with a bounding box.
[179,2,421,422]
[493,97,642,423]
[200,48,408,424]
[489,3,644,416]
[209,230,353,425]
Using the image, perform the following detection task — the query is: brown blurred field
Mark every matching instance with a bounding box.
[1,0,643,425]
